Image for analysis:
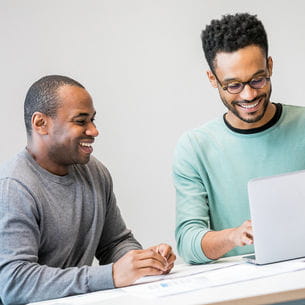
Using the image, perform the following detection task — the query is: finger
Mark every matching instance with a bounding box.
[245,227,253,238]
[134,254,169,272]
[139,248,168,266]
[161,262,175,274]
[242,235,253,245]
[124,249,168,272]
[136,260,168,273]
[121,265,165,285]
[135,266,165,278]
[165,251,176,266]
[157,244,172,259]
[244,219,252,226]
[246,232,253,241]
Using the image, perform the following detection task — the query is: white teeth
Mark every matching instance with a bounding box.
[240,102,258,109]
[80,143,92,147]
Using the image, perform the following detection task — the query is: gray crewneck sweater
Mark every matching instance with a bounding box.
[0,149,141,305]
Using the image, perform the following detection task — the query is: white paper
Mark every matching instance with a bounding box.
[123,258,305,298]
[134,260,241,285]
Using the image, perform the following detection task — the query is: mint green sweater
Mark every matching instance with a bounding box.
[173,104,305,264]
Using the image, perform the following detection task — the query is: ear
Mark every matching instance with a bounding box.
[206,70,218,88]
[267,56,273,77]
[31,112,49,135]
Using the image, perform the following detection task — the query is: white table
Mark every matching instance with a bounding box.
[28,256,305,305]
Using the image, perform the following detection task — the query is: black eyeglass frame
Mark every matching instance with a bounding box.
[213,72,271,94]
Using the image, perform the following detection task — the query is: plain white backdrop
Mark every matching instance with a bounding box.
[1,0,305,261]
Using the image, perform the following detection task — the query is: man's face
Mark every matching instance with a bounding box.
[45,85,99,175]
[207,45,273,129]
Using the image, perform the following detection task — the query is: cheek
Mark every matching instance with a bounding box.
[51,130,76,147]
[219,91,232,104]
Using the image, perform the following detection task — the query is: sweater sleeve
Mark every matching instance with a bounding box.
[93,162,142,264]
[0,178,114,305]
[173,133,213,264]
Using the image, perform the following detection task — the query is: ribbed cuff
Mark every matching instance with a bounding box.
[88,263,115,292]
[194,230,214,263]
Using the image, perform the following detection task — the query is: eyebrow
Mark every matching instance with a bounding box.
[72,111,96,119]
[223,69,267,83]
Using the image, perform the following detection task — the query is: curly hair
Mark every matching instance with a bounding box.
[24,75,85,137]
[201,13,268,71]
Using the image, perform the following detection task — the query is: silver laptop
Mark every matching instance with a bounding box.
[244,169,305,265]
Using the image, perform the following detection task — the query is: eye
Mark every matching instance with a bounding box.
[227,82,243,91]
[250,77,265,85]
[75,120,86,126]
[249,77,267,89]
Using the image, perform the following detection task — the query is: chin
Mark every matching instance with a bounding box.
[81,156,91,164]
[237,103,268,124]
[240,114,265,124]
[73,156,91,165]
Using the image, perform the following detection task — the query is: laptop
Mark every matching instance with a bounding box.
[243,169,305,265]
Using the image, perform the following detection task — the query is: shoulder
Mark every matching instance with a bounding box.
[0,150,34,182]
[175,117,225,151]
[282,104,305,111]
[0,151,39,209]
[282,104,305,116]
[280,104,305,125]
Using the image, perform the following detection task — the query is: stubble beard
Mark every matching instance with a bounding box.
[221,86,272,124]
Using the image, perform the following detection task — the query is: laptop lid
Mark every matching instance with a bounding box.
[247,169,305,265]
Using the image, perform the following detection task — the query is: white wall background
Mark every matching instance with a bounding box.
[1,0,305,261]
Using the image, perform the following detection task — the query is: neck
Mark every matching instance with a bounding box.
[26,145,69,176]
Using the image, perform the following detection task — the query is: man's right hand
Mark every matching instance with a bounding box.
[112,248,169,287]
[229,219,253,247]
[202,219,253,260]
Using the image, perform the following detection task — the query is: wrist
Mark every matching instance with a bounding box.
[226,227,237,247]
[112,262,118,288]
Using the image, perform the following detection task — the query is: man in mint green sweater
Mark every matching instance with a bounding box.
[173,13,305,264]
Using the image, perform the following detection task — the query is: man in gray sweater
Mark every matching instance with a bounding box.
[0,75,176,305]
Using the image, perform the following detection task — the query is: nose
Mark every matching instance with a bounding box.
[239,83,258,101]
[85,121,99,137]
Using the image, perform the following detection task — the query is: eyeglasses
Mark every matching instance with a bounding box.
[214,73,270,94]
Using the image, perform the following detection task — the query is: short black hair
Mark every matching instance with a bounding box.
[201,13,268,71]
[24,75,85,137]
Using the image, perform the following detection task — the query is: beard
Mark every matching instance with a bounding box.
[220,86,272,124]
[47,140,89,168]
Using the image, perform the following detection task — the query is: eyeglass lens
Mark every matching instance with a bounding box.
[226,77,267,94]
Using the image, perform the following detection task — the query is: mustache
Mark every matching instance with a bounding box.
[232,94,266,105]
[79,137,95,142]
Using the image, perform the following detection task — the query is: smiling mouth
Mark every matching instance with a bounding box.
[80,142,92,148]
[239,101,259,109]
[237,97,263,112]
[79,142,93,154]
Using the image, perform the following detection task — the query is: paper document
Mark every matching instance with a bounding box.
[135,260,241,285]
[123,258,305,298]
[28,258,305,304]
[124,275,211,298]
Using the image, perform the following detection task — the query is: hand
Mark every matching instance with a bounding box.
[112,247,170,287]
[149,243,176,274]
[229,220,253,247]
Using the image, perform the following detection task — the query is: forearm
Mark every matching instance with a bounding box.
[201,229,236,260]
[201,220,253,260]
[0,261,114,305]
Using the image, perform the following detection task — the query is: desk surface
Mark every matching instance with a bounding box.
[29,256,305,305]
